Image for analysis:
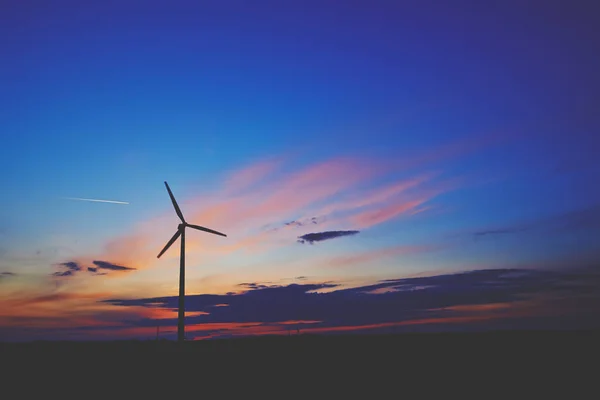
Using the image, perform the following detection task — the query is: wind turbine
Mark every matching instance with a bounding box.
[157,181,227,342]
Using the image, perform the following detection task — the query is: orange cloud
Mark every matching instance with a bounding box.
[3,290,111,309]
[438,303,513,313]
[278,320,322,325]
[102,233,156,270]
[73,321,282,340]
[298,315,500,335]
[0,288,126,331]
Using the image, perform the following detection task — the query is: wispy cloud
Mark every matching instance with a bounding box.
[311,172,437,218]
[351,198,430,229]
[64,133,502,273]
[222,158,282,195]
[7,291,110,308]
[468,203,600,239]
[473,227,529,237]
[324,244,440,268]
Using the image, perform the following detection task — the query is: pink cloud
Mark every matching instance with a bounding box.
[85,134,498,272]
[222,158,282,195]
[102,233,155,269]
[311,172,437,217]
[83,158,371,267]
[94,168,443,268]
[382,130,517,172]
[351,198,429,229]
[245,158,376,220]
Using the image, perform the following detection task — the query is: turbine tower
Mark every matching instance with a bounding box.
[157,181,227,342]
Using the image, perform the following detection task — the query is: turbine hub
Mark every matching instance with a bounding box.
[178,223,185,230]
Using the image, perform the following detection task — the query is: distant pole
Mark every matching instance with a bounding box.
[156,326,159,340]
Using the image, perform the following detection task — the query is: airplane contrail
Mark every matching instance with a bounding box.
[62,197,129,205]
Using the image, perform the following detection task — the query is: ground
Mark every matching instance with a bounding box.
[2,330,597,395]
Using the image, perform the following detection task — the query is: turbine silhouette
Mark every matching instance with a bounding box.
[157,181,227,342]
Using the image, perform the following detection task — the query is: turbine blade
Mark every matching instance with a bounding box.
[186,224,227,237]
[164,181,186,223]
[157,229,182,258]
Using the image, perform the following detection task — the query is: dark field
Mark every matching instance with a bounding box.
[2,330,597,393]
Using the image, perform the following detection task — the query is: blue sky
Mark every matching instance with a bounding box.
[1,0,599,340]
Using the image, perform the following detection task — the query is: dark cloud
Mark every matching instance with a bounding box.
[237,282,280,290]
[0,271,16,282]
[265,216,327,232]
[473,227,529,237]
[92,261,136,271]
[50,260,134,278]
[298,230,360,244]
[238,283,274,290]
[285,216,324,227]
[103,267,600,339]
[285,221,303,228]
[60,262,82,271]
[51,270,74,277]
[50,262,83,278]
[87,267,107,276]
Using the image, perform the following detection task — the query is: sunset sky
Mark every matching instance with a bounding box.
[1,0,599,341]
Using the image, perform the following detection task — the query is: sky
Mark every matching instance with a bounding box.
[1,0,599,341]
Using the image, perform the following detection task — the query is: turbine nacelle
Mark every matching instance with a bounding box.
[157,182,227,259]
